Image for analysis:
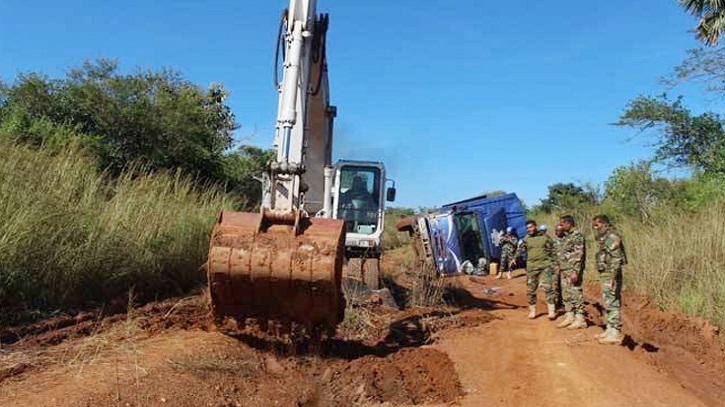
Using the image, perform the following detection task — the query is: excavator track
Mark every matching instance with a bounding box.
[207,211,346,332]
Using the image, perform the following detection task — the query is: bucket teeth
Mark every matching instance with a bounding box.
[207,211,345,331]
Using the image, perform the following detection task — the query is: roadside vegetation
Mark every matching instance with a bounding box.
[0,60,268,324]
[0,143,234,324]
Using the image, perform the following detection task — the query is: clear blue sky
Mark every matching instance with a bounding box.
[0,0,716,209]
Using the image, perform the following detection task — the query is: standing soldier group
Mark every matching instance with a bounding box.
[508,214,625,345]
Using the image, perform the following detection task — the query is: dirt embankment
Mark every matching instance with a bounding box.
[585,282,725,407]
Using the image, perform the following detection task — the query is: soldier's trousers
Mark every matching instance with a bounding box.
[526,267,556,306]
[561,270,585,315]
[501,251,514,272]
[599,269,622,330]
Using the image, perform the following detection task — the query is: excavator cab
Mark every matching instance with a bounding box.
[335,163,382,236]
[332,161,393,289]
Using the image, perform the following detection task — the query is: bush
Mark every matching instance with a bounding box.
[381,207,415,250]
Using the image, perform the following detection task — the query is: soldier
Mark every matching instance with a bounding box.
[556,215,587,330]
[592,214,627,345]
[513,220,557,320]
[553,224,566,309]
[496,226,518,279]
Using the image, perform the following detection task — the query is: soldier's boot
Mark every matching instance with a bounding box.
[506,271,512,279]
[567,313,588,330]
[495,272,502,279]
[547,303,557,320]
[527,305,536,319]
[598,327,623,345]
[556,312,574,328]
[594,326,611,339]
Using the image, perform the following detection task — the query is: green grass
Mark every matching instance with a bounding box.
[382,210,413,251]
[0,144,234,322]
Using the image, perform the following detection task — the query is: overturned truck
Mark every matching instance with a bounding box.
[397,193,526,276]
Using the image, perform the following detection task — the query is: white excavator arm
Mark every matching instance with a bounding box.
[206,0,345,332]
[268,0,332,215]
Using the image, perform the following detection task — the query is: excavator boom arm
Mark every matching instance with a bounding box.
[206,1,345,333]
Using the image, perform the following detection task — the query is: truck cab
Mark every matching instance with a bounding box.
[398,193,526,276]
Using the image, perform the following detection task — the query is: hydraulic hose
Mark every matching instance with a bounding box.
[273,8,288,89]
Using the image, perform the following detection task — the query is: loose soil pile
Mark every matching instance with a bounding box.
[0,278,479,407]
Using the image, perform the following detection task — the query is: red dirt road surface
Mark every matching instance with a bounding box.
[429,273,725,407]
[1,265,724,406]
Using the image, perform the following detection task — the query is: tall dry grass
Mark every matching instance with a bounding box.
[0,144,233,320]
[620,204,725,329]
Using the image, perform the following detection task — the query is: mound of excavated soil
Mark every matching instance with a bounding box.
[0,287,474,407]
[321,348,461,406]
[65,340,461,407]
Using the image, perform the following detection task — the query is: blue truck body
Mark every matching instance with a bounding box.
[416,193,526,276]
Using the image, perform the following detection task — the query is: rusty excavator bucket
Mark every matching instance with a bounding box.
[206,210,346,332]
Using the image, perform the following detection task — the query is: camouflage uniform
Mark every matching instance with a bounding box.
[552,235,566,303]
[515,231,557,306]
[596,227,626,330]
[560,230,586,315]
[500,234,517,272]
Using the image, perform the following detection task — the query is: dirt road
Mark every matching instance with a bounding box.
[1,263,724,406]
[430,272,725,407]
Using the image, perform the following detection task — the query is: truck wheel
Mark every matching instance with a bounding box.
[363,258,380,290]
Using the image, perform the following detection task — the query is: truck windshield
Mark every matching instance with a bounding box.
[453,212,486,264]
[336,166,381,235]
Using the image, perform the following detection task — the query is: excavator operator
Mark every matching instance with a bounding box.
[339,174,378,233]
[341,175,375,207]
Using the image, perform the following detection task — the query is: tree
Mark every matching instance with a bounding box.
[615,94,725,175]
[222,145,275,210]
[536,182,598,214]
[666,47,725,94]
[0,59,237,182]
[680,0,725,46]
[603,160,686,220]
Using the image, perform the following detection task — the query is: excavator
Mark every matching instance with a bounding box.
[206,0,395,334]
